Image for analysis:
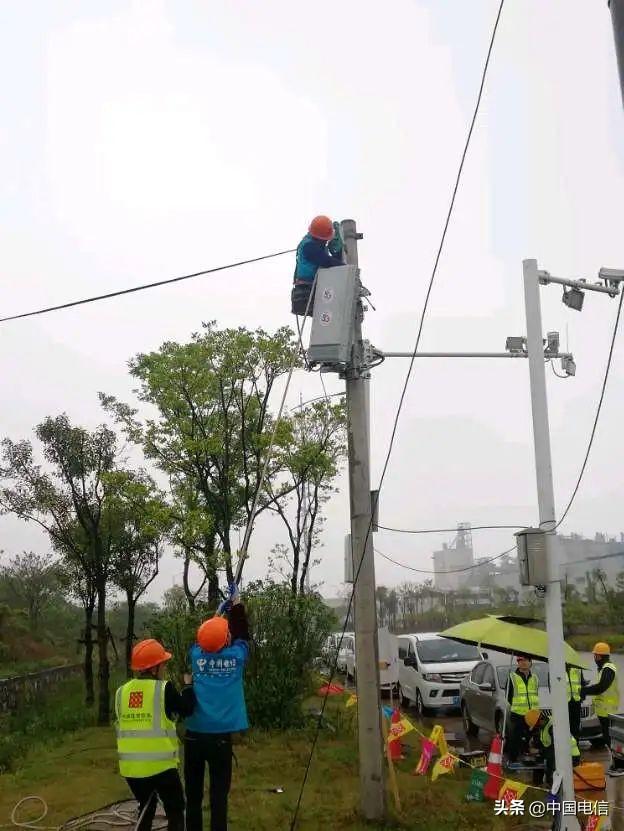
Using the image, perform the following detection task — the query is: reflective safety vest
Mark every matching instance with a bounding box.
[594,662,620,718]
[510,672,539,715]
[567,667,582,703]
[540,717,581,758]
[115,679,178,778]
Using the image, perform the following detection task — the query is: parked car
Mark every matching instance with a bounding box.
[459,652,603,745]
[344,628,399,693]
[336,633,355,674]
[397,632,482,717]
[318,632,350,672]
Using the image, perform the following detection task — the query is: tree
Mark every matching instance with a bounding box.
[107,470,172,676]
[168,483,219,610]
[0,415,119,724]
[56,552,97,705]
[100,323,300,586]
[0,551,61,632]
[266,399,346,594]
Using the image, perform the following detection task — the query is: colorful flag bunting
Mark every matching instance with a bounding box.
[387,717,415,744]
[431,753,458,781]
[345,694,357,708]
[429,724,448,756]
[414,739,436,776]
[465,768,488,802]
[497,779,528,807]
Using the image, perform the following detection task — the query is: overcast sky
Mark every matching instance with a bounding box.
[1,0,623,602]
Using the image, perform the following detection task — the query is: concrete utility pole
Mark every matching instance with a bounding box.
[608,0,624,108]
[341,218,386,821]
[523,260,577,830]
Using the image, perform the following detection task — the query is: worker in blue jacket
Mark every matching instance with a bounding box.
[291,215,343,316]
[184,584,250,831]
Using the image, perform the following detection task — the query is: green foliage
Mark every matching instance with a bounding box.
[0,551,62,632]
[0,675,99,772]
[568,633,624,653]
[244,582,334,729]
[100,322,301,582]
[146,602,208,684]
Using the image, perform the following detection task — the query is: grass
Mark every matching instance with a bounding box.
[0,692,540,831]
[0,671,127,774]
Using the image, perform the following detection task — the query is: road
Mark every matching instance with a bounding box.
[401,653,624,829]
[336,653,624,826]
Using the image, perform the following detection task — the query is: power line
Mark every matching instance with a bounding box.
[288,3,506,826]
[374,544,517,575]
[556,288,624,529]
[0,248,296,324]
[377,522,525,535]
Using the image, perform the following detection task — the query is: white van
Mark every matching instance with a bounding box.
[397,632,481,717]
[345,628,399,693]
[336,632,355,674]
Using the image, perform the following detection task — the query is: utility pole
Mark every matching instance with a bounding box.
[523,259,577,830]
[342,218,385,821]
[608,0,624,108]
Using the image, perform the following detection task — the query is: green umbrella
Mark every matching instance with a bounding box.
[439,615,587,669]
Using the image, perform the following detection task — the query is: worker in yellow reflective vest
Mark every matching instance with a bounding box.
[506,654,540,767]
[525,709,580,787]
[566,663,584,742]
[115,639,195,831]
[581,641,622,776]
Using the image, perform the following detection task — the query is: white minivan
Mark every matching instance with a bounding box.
[397,632,482,717]
[344,628,400,693]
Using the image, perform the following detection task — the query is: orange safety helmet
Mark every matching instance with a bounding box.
[131,639,172,671]
[197,616,230,653]
[593,642,611,656]
[308,215,334,242]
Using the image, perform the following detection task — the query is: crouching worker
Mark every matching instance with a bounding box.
[291,215,343,317]
[525,709,580,787]
[184,584,251,831]
[115,639,195,831]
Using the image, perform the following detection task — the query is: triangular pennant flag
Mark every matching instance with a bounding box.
[387,717,415,744]
[431,753,458,781]
[414,738,436,776]
[586,815,607,831]
[465,768,488,802]
[429,724,448,756]
[497,779,528,807]
[345,694,357,708]
[382,705,393,719]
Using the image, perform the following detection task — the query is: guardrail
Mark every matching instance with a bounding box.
[0,664,82,713]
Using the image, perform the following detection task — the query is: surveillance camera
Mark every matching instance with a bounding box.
[561,355,576,377]
[546,332,559,354]
[505,336,526,353]
[562,287,584,312]
[599,268,624,282]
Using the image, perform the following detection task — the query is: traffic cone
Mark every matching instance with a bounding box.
[388,708,403,761]
[483,734,503,800]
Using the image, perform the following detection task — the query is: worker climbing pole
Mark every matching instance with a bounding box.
[291,215,344,317]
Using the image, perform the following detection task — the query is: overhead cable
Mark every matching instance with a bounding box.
[0,249,296,323]
[377,523,525,535]
[374,544,517,575]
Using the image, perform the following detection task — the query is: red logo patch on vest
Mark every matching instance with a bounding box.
[128,691,144,709]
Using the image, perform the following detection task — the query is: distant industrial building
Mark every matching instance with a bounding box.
[432,524,624,599]
[432,523,474,592]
